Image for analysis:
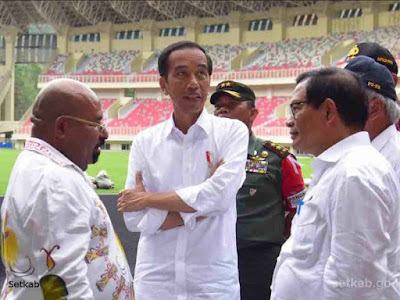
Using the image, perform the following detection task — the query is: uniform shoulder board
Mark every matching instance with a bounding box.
[263,140,290,158]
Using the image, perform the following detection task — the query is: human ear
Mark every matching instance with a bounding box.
[324,98,337,121]
[159,77,168,95]
[55,117,68,139]
[393,74,398,86]
[368,98,384,121]
[250,107,259,123]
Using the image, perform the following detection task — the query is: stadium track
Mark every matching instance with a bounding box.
[0,194,140,288]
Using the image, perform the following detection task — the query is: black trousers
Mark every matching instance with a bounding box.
[238,243,282,300]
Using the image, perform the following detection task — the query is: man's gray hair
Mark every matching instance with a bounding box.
[365,89,400,124]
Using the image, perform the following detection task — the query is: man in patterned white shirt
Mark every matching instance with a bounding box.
[1,79,134,299]
[118,41,248,299]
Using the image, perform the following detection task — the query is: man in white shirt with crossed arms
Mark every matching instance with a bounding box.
[117,41,248,300]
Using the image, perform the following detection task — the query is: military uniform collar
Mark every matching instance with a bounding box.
[165,109,211,137]
[371,124,397,152]
[248,131,257,155]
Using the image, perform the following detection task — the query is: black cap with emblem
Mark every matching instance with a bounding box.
[345,55,397,101]
[346,42,398,75]
[210,81,256,104]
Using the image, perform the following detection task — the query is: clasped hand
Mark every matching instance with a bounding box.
[117,172,147,212]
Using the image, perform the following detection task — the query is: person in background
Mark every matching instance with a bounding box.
[345,55,400,179]
[346,42,400,131]
[1,78,134,299]
[346,42,398,85]
[211,80,305,300]
[271,67,400,299]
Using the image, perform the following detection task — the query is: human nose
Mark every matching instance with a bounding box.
[286,116,294,128]
[100,126,109,140]
[215,106,228,116]
[187,74,200,89]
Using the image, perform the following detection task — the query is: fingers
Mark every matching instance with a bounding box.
[117,189,129,212]
[117,194,125,212]
[118,189,125,197]
[136,171,143,186]
[209,158,224,176]
[216,159,224,167]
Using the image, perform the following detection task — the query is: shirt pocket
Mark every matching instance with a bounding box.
[291,203,319,258]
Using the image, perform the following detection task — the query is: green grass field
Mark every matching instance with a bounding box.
[0,149,313,196]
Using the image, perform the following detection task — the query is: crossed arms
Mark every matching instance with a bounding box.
[118,122,249,235]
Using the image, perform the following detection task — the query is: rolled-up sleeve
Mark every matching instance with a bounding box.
[177,121,248,227]
[324,175,394,299]
[123,135,168,235]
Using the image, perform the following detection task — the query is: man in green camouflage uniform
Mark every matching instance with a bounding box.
[211,81,306,300]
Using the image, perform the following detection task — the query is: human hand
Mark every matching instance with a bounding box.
[117,172,148,212]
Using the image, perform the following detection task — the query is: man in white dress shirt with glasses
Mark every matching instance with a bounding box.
[271,67,400,299]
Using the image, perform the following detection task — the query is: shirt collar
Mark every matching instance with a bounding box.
[25,137,83,174]
[316,131,370,163]
[165,109,211,138]
[309,131,370,189]
[371,124,397,152]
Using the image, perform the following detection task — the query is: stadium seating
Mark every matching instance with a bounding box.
[355,25,400,58]
[74,50,140,75]
[105,96,287,130]
[107,98,173,127]
[43,25,400,77]
[243,32,356,70]
[140,50,161,74]
[100,98,116,111]
[46,54,70,75]
[42,25,400,77]
[253,96,289,127]
[34,25,400,142]
[203,44,243,72]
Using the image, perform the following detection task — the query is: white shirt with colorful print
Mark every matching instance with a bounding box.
[1,137,134,299]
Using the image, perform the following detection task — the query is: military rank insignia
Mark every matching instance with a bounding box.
[246,154,268,174]
[263,140,290,158]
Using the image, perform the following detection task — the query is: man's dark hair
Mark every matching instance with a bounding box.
[158,41,213,79]
[297,67,368,129]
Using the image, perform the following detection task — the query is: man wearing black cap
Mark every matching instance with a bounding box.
[347,42,398,85]
[211,81,306,300]
[345,55,400,179]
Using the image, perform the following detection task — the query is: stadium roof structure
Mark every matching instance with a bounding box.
[0,0,319,29]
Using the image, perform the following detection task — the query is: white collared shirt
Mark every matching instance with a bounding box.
[271,132,400,300]
[1,138,134,299]
[372,124,400,180]
[124,109,248,300]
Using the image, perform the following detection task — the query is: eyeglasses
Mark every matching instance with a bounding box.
[60,115,107,134]
[289,101,308,119]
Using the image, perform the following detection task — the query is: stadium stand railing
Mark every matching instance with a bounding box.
[38,67,313,84]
